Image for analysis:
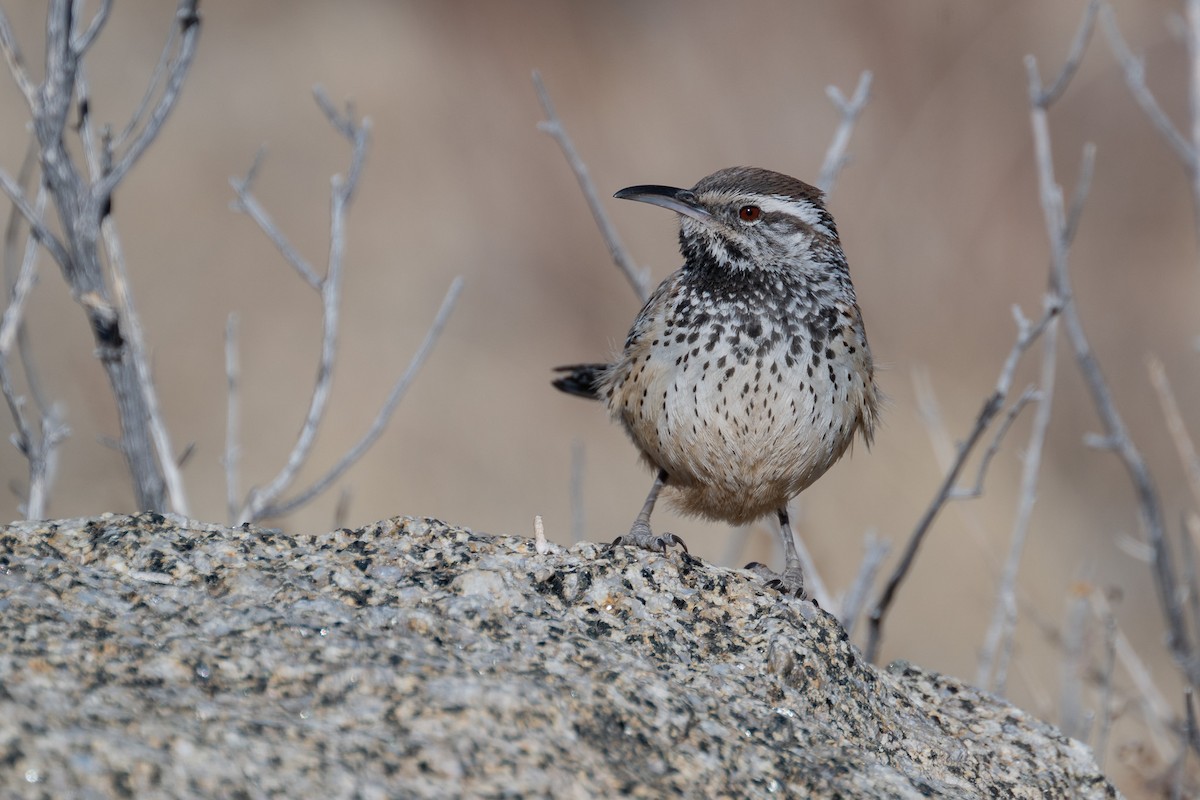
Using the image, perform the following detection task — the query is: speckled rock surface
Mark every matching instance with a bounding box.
[0,514,1118,798]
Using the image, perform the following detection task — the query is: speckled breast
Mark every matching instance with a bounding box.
[606,271,874,523]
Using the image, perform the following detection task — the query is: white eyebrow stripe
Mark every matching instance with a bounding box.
[703,190,832,236]
[753,196,825,230]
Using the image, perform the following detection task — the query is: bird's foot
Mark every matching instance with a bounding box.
[612,520,689,554]
[745,562,809,601]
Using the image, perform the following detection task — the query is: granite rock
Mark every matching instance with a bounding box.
[0,514,1120,798]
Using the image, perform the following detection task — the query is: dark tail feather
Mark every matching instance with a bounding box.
[552,363,609,400]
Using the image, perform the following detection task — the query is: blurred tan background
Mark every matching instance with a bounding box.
[0,1,1196,792]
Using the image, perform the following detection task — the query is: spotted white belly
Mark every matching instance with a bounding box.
[607,308,873,524]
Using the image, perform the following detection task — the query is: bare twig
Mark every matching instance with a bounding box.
[0,362,38,515]
[313,88,368,203]
[1023,31,1200,720]
[1102,0,1200,248]
[251,277,463,520]
[1093,594,1117,767]
[237,98,369,521]
[910,367,958,472]
[100,218,190,514]
[175,441,194,470]
[332,488,351,530]
[1188,688,1200,758]
[910,365,1023,574]
[110,12,177,152]
[0,143,45,422]
[233,93,462,522]
[532,70,651,303]
[1089,591,1178,760]
[0,158,68,520]
[1190,0,1200,207]
[1,144,64,501]
[840,530,888,638]
[229,147,321,291]
[1030,47,1196,684]
[223,313,240,525]
[73,61,190,515]
[570,438,585,543]
[1040,0,1100,107]
[3,139,37,293]
[43,1,75,138]
[949,386,1038,502]
[1185,514,1200,652]
[1060,588,1092,741]
[96,0,200,197]
[1179,690,1199,800]
[977,122,1095,696]
[0,195,43,356]
[1100,4,1196,169]
[817,70,873,195]
[0,170,72,271]
[864,298,1060,662]
[71,0,112,57]
[0,1,205,510]
[976,340,1057,694]
[0,8,38,110]
[1148,356,1200,511]
[0,184,64,519]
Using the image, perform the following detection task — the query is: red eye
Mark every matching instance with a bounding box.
[738,205,761,222]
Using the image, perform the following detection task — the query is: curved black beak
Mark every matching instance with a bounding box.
[613,184,715,224]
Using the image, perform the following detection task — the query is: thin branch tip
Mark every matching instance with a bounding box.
[817,69,873,195]
[1100,1,1197,168]
[533,71,649,302]
[866,294,1061,662]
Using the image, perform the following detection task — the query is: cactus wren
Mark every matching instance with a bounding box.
[554,167,879,596]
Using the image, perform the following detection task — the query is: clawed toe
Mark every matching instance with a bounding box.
[660,532,688,553]
[612,528,689,554]
[744,561,808,600]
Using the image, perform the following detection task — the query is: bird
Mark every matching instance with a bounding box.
[553,166,879,597]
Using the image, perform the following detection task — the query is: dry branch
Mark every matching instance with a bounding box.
[230,148,321,291]
[0,7,38,110]
[223,313,240,525]
[251,277,463,521]
[96,2,199,198]
[1101,1,1200,245]
[533,70,651,303]
[230,91,463,524]
[949,386,1038,503]
[1030,41,1196,684]
[570,438,585,543]
[1059,590,1091,741]
[0,180,65,519]
[817,70,873,195]
[1148,357,1200,512]
[72,0,113,58]
[1100,4,1195,167]
[0,1,202,512]
[976,126,1096,694]
[1093,597,1117,767]
[864,298,1060,663]
[74,62,191,515]
[840,531,889,637]
[231,92,368,523]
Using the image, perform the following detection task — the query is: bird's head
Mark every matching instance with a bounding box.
[614,166,843,276]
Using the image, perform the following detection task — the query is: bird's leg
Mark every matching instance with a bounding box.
[612,469,688,553]
[746,507,807,598]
